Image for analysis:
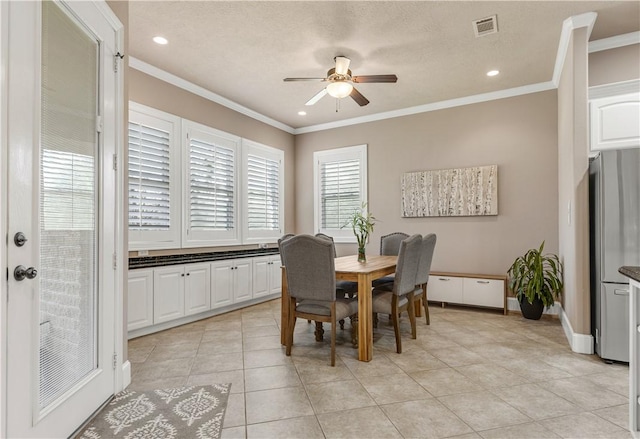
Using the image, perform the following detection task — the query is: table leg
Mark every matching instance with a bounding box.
[357,273,373,361]
[280,267,288,346]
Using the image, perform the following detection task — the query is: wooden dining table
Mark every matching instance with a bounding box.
[280,254,398,362]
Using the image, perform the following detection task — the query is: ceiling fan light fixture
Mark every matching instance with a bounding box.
[326,81,353,99]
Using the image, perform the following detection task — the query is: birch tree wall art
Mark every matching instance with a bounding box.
[401,165,498,217]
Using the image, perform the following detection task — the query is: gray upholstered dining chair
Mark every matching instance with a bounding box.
[372,232,410,287]
[280,234,358,366]
[414,234,437,325]
[371,233,422,354]
[277,233,295,264]
[315,233,359,296]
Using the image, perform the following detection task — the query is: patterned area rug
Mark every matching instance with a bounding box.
[78,384,230,439]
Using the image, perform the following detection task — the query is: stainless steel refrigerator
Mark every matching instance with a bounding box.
[590,148,640,363]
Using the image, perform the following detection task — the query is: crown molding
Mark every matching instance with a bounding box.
[552,12,598,87]
[294,81,556,134]
[129,57,295,134]
[589,31,640,53]
[589,79,640,100]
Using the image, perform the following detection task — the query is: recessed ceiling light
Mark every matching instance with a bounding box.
[153,36,168,45]
[298,111,307,116]
[486,70,500,77]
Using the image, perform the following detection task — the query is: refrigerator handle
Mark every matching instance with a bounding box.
[613,289,629,296]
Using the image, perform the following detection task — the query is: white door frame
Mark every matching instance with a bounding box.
[0,1,126,436]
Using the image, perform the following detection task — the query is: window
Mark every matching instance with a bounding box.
[314,144,367,243]
[242,139,284,243]
[182,120,240,247]
[128,103,181,250]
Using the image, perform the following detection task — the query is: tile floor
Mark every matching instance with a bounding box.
[128,300,632,439]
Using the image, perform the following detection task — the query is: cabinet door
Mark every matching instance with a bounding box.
[428,276,463,303]
[252,256,270,298]
[185,263,211,316]
[154,266,185,323]
[234,259,253,303]
[463,278,503,308]
[268,255,282,294]
[590,93,640,151]
[127,269,154,331]
[211,261,233,309]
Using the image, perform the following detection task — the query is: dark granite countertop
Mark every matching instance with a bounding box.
[619,266,640,283]
[129,248,279,269]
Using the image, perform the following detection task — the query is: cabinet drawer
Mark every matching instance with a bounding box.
[428,276,463,303]
[463,278,503,308]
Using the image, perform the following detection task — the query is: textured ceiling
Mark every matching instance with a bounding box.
[129,1,640,130]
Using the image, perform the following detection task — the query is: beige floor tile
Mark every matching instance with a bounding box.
[409,368,483,397]
[221,426,246,439]
[381,398,474,438]
[584,369,630,397]
[245,387,314,424]
[132,357,194,380]
[478,422,560,438]
[384,349,449,373]
[305,379,377,414]
[542,353,612,376]
[204,320,242,332]
[545,376,628,411]
[145,339,200,361]
[499,358,573,382]
[358,373,432,404]
[316,406,402,439]
[197,339,244,356]
[294,358,356,385]
[243,335,283,351]
[242,316,278,328]
[429,346,488,367]
[246,415,325,439]
[448,434,483,439]
[342,353,405,378]
[439,391,532,431]
[244,365,301,392]
[491,384,580,420]
[190,352,244,375]
[242,324,280,338]
[243,348,292,369]
[539,412,628,438]
[127,375,188,391]
[223,393,246,428]
[186,370,245,394]
[593,404,630,430]
[201,329,243,344]
[127,344,154,363]
[455,363,530,388]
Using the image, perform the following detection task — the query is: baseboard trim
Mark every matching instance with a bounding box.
[558,305,594,354]
[122,361,131,389]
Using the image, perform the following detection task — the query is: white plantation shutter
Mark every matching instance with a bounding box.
[183,121,240,246]
[127,104,181,250]
[242,140,284,242]
[314,144,368,242]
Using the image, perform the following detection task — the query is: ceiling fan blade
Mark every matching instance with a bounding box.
[305,88,328,106]
[284,77,326,82]
[350,87,369,106]
[334,56,351,75]
[352,74,398,83]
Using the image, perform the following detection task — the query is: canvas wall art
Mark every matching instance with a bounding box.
[401,164,498,217]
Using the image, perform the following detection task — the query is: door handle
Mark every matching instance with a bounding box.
[14,265,38,281]
[613,289,629,296]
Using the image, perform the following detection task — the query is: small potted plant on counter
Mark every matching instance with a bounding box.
[345,203,376,263]
[507,241,563,320]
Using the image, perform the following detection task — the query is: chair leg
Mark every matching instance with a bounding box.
[314,321,324,341]
[286,297,296,356]
[391,298,402,354]
[350,314,358,348]
[339,319,345,330]
[423,284,430,325]
[373,313,378,328]
[330,305,337,366]
[408,293,417,340]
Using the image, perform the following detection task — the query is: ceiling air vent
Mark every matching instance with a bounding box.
[473,15,498,37]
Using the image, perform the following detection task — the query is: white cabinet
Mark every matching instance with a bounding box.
[154,266,186,324]
[590,92,640,151]
[211,258,253,308]
[127,269,153,331]
[428,272,506,313]
[184,263,211,316]
[252,255,282,299]
[429,276,463,303]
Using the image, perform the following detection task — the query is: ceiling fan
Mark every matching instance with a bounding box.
[283,56,398,107]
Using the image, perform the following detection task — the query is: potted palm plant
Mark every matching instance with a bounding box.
[345,203,376,262]
[507,241,563,320]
